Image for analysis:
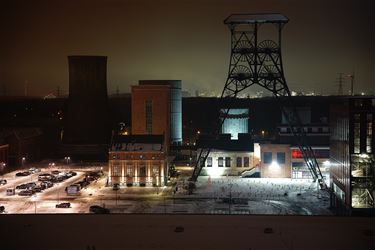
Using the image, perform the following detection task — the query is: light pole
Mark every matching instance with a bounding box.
[0,162,5,176]
[22,157,26,167]
[32,194,37,214]
[64,156,70,165]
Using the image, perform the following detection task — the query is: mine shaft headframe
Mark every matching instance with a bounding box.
[222,13,290,99]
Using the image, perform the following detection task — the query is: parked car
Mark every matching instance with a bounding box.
[68,171,77,176]
[16,171,30,177]
[56,202,71,208]
[41,181,53,188]
[33,186,42,193]
[89,205,110,214]
[113,183,120,191]
[51,170,61,175]
[18,190,33,196]
[0,179,7,185]
[38,173,53,181]
[17,182,36,189]
[6,188,15,196]
[29,168,41,173]
[16,184,28,189]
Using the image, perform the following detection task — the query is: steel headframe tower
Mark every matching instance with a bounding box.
[191,13,327,189]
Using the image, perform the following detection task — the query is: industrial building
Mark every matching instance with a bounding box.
[330,97,375,215]
[62,56,110,159]
[197,134,259,176]
[108,135,168,187]
[131,80,182,146]
[278,105,331,180]
[220,108,249,139]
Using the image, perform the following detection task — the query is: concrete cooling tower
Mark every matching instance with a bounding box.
[63,56,110,145]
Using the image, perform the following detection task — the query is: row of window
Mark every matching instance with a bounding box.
[206,156,250,168]
[280,127,329,133]
[263,152,285,164]
[353,113,372,154]
[111,164,160,177]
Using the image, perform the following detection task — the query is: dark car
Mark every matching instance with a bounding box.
[16,171,30,177]
[18,190,33,196]
[89,205,110,214]
[68,171,77,176]
[113,183,120,191]
[0,179,7,185]
[56,202,71,208]
[41,181,53,189]
[33,186,42,193]
[51,170,61,175]
[16,184,28,189]
[38,173,53,181]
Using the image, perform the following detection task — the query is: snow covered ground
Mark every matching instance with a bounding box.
[0,167,332,215]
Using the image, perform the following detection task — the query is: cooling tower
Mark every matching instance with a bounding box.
[63,55,110,145]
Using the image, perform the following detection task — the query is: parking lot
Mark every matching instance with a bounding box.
[0,165,332,215]
[0,165,107,214]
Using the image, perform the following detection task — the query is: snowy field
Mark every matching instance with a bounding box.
[0,167,332,215]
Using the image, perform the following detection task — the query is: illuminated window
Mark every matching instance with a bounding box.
[218,157,223,167]
[236,157,242,167]
[145,100,152,134]
[354,114,360,153]
[225,157,231,167]
[277,152,285,164]
[244,157,249,167]
[263,152,272,164]
[207,157,212,167]
[152,166,159,176]
[366,114,372,153]
[112,163,121,177]
[126,166,133,177]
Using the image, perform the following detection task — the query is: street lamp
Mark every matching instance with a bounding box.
[64,156,71,165]
[22,157,26,167]
[31,194,37,214]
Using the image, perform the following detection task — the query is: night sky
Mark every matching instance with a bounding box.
[1,0,374,97]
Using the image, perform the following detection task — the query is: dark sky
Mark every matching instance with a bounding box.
[1,0,374,97]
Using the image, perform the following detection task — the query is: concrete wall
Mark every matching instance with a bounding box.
[260,144,291,178]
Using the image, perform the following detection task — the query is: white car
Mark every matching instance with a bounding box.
[29,168,41,173]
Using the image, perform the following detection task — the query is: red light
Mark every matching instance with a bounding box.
[292,149,302,158]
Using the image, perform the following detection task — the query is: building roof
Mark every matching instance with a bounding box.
[110,135,164,152]
[224,13,289,25]
[197,136,254,152]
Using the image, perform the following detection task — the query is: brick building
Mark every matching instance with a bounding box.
[108,135,168,187]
